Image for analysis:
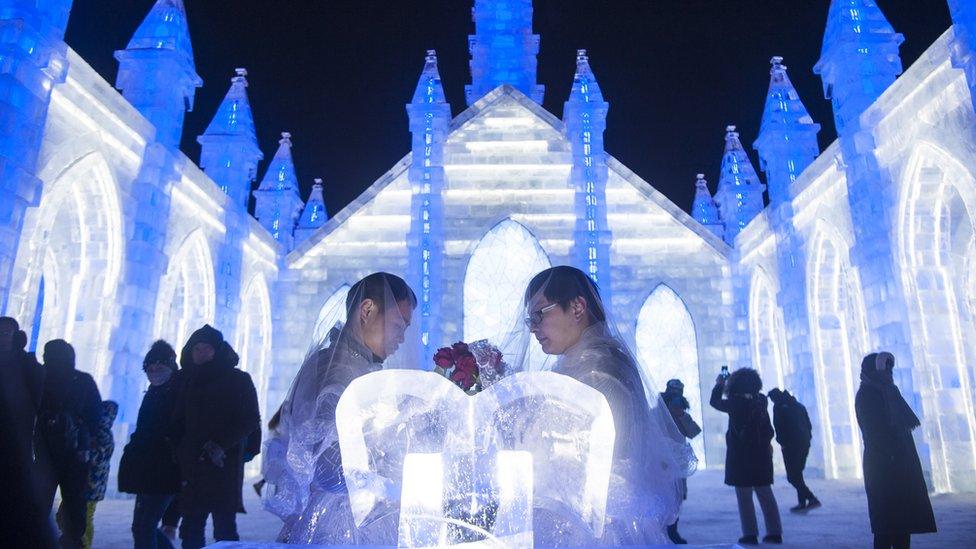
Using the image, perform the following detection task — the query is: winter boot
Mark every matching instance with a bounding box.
[763,534,783,544]
[738,535,759,545]
[666,520,687,544]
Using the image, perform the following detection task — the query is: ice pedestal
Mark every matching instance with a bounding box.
[336,370,615,547]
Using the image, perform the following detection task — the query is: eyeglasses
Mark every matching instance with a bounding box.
[524,303,558,328]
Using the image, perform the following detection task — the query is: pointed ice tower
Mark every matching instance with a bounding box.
[714,126,766,246]
[114,0,203,149]
[692,174,724,240]
[949,0,976,113]
[753,57,821,426]
[466,0,544,105]
[253,133,304,249]
[813,0,903,133]
[198,68,264,210]
[564,49,612,297]
[295,178,328,245]
[407,50,451,361]
[754,57,820,207]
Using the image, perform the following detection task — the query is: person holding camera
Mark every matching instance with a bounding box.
[710,367,781,545]
[768,388,819,512]
[36,339,103,548]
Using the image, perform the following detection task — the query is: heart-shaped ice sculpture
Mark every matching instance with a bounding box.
[336,370,615,547]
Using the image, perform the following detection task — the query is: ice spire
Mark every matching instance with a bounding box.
[714,126,766,246]
[949,0,976,114]
[253,132,304,249]
[114,0,203,149]
[564,49,612,295]
[295,178,328,244]
[813,0,904,134]
[407,50,451,364]
[198,68,263,210]
[466,0,544,105]
[692,174,724,240]
[754,57,820,206]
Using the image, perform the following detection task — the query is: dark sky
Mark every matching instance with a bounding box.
[65,0,951,217]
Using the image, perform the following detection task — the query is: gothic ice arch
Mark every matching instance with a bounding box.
[238,274,272,415]
[463,219,551,370]
[749,268,788,390]
[635,283,705,466]
[313,285,350,345]
[897,143,976,492]
[12,151,123,388]
[154,230,215,349]
[808,223,867,479]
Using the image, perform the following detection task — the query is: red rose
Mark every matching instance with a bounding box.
[433,347,454,369]
[451,341,470,358]
[450,366,476,391]
[455,353,477,374]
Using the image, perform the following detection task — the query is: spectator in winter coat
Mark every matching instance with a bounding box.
[856,352,936,549]
[710,368,781,546]
[0,317,44,464]
[768,388,820,513]
[58,400,118,549]
[36,339,102,549]
[119,340,183,549]
[172,325,261,549]
[0,318,56,547]
[659,378,700,545]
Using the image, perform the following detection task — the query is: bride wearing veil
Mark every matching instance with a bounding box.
[262,272,418,545]
[512,265,697,545]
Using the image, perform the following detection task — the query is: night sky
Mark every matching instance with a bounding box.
[65,0,951,217]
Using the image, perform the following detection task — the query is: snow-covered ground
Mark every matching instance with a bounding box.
[85,469,975,548]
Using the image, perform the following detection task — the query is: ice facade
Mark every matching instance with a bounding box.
[1,0,975,497]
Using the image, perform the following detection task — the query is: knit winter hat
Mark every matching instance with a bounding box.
[186,324,224,350]
[143,340,178,371]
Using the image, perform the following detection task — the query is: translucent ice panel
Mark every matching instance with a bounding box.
[635,284,706,466]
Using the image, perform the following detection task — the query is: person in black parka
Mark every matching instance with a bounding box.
[768,388,820,513]
[856,352,936,549]
[36,339,103,549]
[710,368,782,546]
[119,340,183,549]
[172,325,260,549]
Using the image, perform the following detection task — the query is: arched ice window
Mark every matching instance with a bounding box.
[635,284,705,466]
[464,219,551,369]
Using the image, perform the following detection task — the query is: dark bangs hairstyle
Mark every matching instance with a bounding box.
[524,266,607,323]
[345,272,417,317]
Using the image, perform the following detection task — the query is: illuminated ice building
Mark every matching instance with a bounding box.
[2,0,976,492]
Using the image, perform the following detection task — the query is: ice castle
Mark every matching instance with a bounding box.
[1,0,975,493]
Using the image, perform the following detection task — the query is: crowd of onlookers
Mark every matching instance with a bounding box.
[0,317,260,549]
[663,352,936,548]
[0,310,940,548]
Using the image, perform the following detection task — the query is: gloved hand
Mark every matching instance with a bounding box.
[201,440,226,468]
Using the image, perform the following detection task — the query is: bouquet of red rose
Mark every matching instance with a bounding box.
[433,340,507,394]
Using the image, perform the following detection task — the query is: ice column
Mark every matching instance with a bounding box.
[198,69,264,333]
[466,0,544,105]
[949,0,976,114]
[814,0,941,483]
[691,174,724,241]
[753,56,823,474]
[295,178,328,245]
[114,0,202,150]
[0,0,72,312]
[407,51,451,361]
[564,50,613,303]
[714,126,765,246]
[254,133,303,250]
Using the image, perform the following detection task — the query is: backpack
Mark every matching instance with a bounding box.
[39,409,81,454]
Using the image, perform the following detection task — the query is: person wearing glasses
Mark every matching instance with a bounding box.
[519,266,696,546]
